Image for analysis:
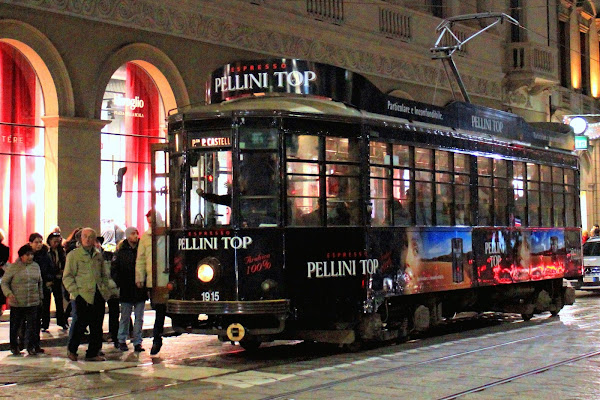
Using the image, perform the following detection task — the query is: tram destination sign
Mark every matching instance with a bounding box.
[188,131,232,148]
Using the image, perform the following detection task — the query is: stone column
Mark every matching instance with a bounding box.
[42,116,110,236]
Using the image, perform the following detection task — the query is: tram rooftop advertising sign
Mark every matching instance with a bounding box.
[207,59,574,151]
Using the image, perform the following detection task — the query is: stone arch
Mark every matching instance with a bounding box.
[95,43,189,119]
[0,19,74,117]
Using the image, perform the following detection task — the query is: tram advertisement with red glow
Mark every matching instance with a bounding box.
[473,228,582,286]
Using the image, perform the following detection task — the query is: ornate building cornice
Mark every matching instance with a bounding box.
[9,0,502,100]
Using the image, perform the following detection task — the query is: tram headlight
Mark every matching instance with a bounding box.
[197,257,220,283]
[197,264,215,282]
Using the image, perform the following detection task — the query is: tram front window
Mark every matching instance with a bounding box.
[191,150,232,227]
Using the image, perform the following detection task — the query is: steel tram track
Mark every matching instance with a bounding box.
[90,318,600,400]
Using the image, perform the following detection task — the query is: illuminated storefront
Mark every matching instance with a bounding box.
[0,42,45,262]
[100,62,166,240]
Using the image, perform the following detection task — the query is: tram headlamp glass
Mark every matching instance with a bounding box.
[197,264,215,282]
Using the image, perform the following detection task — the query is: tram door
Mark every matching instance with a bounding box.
[150,143,170,303]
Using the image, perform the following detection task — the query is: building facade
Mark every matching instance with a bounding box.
[0,0,597,260]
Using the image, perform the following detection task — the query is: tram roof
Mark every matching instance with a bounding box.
[170,95,364,120]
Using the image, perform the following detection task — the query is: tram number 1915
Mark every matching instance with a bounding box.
[201,291,220,301]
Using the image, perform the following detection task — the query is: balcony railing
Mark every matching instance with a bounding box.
[505,42,557,82]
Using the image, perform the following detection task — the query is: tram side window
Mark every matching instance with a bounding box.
[540,165,552,226]
[551,166,564,227]
[415,148,433,225]
[454,153,471,225]
[477,157,492,226]
[527,163,540,227]
[435,150,452,226]
[239,126,280,227]
[564,169,578,227]
[326,137,361,226]
[513,162,526,227]
[287,134,320,226]
[369,142,392,226]
[392,144,411,226]
[493,159,509,226]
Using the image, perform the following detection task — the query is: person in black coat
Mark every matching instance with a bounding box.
[29,232,54,353]
[46,232,67,330]
[0,229,8,307]
[111,227,147,352]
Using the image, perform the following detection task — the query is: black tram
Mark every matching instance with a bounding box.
[152,60,583,349]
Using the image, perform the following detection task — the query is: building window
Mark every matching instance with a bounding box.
[100,62,166,240]
[307,0,344,24]
[580,31,590,95]
[430,0,444,18]
[0,42,45,263]
[510,0,523,42]
[379,8,411,41]
[559,20,570,88]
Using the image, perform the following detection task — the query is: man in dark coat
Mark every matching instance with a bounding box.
[112,226,147,352]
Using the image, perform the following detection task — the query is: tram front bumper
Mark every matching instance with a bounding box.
[167,299,290,337]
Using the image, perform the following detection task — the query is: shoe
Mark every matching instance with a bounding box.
[134,344,145,353]
[84,355,106,362]
[27,348,37,356]
[118,342,129,351]
[11,348,22,356]
[67,351,78,361]
[113,342,120,349]
[150,340,162,355]
[34,347,45,354]
[98,351,105,356]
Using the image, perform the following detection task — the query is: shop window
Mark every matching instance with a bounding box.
[0,43,45,263]
[100,62,166,241]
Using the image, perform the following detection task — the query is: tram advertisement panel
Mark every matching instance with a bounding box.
[170,229,283,301]
[285,228,366,324]
[236,229,284,301]
[368,228,473,297]
[473,228,571,285]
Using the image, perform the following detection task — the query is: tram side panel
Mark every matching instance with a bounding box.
[473,227,576,285]
[367,227,474,297]
[284,228,366,331]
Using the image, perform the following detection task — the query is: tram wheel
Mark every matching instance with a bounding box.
[239,338,262,352]
[521,313,534,321]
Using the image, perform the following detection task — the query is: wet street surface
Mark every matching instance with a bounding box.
[2,291,600,399]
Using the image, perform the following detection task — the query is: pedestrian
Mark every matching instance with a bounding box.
[0,228,9,310]
[98,236,120,346]
[582,230,589,244]
[594,224,600,237]
[46,232,68,330]
[63,227,115,362]
[113,226,146,352]
[62,227,82,323]
[136,210,168,355]
[1,244,43,355]
[30,233,52,353]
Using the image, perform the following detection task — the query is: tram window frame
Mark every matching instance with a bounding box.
[477,156,510,227]
[285,121,362,227]
[564,168,578,227]
[237,119,281,228]
[513,161,527,227]
[454,153,471,226]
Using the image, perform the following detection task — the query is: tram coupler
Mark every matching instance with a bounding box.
[226,323,246,342]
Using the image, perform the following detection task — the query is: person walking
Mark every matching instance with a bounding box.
[47,232,68,330]
[136,210,168,355]
[63,227,115,362]
[1,244,43,355]
[0,228,9,310]
[113,226,146,352]
[30,233,52,353]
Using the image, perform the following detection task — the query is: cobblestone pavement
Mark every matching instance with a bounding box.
[1,292,600,399]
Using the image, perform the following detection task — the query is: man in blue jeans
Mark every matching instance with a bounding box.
[112,226,146,352]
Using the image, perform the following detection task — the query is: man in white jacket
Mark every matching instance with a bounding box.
[136,210,168,355]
